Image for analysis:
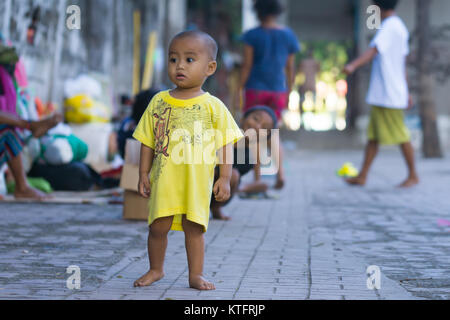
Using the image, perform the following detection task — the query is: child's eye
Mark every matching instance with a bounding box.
[169,58,177,63]
[186,58,194,63]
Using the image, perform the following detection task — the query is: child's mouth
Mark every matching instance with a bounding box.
[176,74,186,80]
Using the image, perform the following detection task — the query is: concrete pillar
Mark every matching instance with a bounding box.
[242,0,258,32]
[1,0,12,40]
[161,0,186,86]
[48,0,68,104]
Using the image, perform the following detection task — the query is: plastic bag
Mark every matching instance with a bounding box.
[64,94,111,123]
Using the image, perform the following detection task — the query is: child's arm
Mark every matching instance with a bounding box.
[250,139,262,182]
[138,144,154,198]
[344,47,378,75]
[213,143,233,202]
[238,44,254,103]
[285,53,296,95]
[274,141,285,189]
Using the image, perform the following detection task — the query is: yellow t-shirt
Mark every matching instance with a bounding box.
[133,90,244,232]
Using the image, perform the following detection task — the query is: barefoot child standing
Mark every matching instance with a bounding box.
[343,0,419,188]
[132,31,243,290]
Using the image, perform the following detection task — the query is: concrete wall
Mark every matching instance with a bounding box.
[0,0,186,115]
[288,0,355,42]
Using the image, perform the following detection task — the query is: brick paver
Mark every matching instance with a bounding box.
[1,147,448,300]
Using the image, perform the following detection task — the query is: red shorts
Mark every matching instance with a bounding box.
[244,89,288,120]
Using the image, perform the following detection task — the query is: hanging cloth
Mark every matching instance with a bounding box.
[0,65,17,116]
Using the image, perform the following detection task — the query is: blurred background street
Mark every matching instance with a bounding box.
[1,0,450,300]
[1,146,449,300]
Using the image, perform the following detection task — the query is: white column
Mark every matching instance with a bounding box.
[242,0,258,32]
[48,0,68,104]
[2,0,12,40]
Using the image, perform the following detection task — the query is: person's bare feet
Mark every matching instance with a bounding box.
[14,186,51,201]
[189,275,215,291]
[274,177,285,190]
[211,206,231,221]
[29,113,63,138]
[399,176,419,188]
[345,175,366,186]
[133,270,164,287]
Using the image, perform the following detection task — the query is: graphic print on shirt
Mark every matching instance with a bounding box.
[169,104,213,146]
[153,107,172,157]
[150,99,214,183]
[151,99,171,181]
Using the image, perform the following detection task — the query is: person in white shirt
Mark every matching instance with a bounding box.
[343,0,419,188]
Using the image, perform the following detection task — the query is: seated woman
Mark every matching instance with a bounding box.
[211,105,284,220]
[0,111,61,200]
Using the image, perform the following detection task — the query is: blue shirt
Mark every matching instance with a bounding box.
[241,27,300,92]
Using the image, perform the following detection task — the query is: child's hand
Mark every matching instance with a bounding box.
[343,63,356,76]
[235,87,244,110]
[138,175,151,198]
[407,94,413,110]
[213,177,231,203]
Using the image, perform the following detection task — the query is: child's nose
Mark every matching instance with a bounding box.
[176,61,185,69]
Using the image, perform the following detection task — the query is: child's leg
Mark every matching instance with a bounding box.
[399,142,419,187]
[182,216,215,290]
[346,140,379,186]
[269,136,285,189]
[134,216,173,287]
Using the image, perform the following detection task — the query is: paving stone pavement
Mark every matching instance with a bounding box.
[0,148,449,300]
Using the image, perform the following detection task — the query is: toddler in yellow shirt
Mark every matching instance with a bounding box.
[132,30,243,290]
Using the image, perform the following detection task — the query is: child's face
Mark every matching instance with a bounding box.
[242,110,274,132]
[168,37,217,90]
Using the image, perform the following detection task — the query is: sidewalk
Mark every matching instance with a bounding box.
[1,148,449,300]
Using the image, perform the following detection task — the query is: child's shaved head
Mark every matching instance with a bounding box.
[171,30,218,61]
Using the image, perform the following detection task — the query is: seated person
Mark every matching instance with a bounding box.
[0,111,61,200]
[210,105,284,220]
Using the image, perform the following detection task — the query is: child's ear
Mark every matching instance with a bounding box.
[206,61,217,76]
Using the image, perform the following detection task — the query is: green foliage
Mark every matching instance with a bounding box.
[298,41,352,81]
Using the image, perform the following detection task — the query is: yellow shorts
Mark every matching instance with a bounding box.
[367,106,410,145]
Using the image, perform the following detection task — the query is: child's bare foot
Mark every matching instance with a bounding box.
[29,113,63,138]
[345,175,366,186]
[274,177,285,190]
[14,186,51,201]
[211,207,231,221]
[189,275,215,291]
[133,270,164,287]
[399,176,419,188]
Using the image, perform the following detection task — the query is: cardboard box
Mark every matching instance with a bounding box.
[123,190,149,221]
[120,139,149,221]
